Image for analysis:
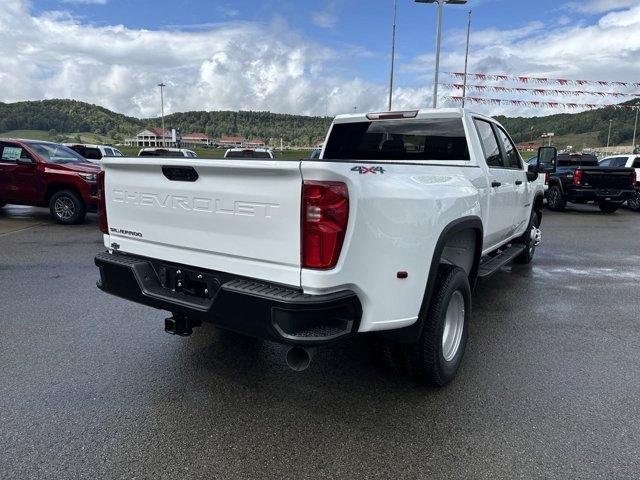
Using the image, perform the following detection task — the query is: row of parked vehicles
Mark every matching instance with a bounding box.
[527,152,639,213]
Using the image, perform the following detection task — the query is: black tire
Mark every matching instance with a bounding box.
[515,211,540,264]
[598,200,622,214]
[627,191,640,211]
[546,186,566,211]
[404,265,471,387]
[49,190,86,224]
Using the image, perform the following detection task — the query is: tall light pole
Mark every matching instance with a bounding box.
[461,10,471,108]
[158,82,166,147]
[606,119,613,151]
[388,0,398,111]
[415,0,467,109]
[632,105,639,151]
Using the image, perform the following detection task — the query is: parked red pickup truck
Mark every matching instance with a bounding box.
[0,139,100,224]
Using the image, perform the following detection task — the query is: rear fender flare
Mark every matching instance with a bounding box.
[380,216,483,344]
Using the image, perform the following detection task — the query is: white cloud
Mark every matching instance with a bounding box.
[402,4,640,116]
[565,0,638,13]
[312,2,338,29]
[0,0,639,119]
[0,0,388,117]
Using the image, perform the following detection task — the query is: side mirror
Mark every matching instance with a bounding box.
[537,146,557,174]
[16,157,36,166]
[526,163,539,182]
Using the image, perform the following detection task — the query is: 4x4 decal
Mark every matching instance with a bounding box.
[351,166,386,175]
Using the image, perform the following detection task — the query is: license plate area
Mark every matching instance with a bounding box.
[159,265,222,300]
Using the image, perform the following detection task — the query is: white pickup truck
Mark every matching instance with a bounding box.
[95,109,557,386]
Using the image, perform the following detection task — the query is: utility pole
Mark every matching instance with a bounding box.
[433,0,443,108]
[158,83,166,147]
[606,119,613,151]
[415,1,468,109]
[461,10,471,108]
[632,106,639,151]
[388,0,398,111]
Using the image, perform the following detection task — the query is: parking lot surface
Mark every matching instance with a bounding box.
[1,203,639,479]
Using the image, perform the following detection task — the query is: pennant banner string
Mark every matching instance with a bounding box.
[441,83,640,98]
[445,96,640,110]
[446,72,640,88]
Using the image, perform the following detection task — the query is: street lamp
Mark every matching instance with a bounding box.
[606,119,613,151]
[388,0,398,111]
[158,82,166,147]
[415,0,467,109]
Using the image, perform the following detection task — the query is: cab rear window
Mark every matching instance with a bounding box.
[323,118,470,161]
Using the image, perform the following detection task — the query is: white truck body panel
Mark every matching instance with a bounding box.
[101,157,302,286]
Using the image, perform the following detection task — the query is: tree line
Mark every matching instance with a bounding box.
[1,98,638,147]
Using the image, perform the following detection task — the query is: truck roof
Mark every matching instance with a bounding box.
[332,108,487,124]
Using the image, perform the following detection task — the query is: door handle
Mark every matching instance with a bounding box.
[515,180,523,185]
[491,181,502,188]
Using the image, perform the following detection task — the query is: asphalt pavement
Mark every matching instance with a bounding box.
[1,203,639,479]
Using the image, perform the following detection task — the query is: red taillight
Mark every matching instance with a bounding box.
[544,172,550,185]
[301,181,349,269]
[573,169,582,186]
[97,170,108,234]
[632,170,637,186]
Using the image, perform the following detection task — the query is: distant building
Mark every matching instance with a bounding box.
[181,132,212,148]
[516,142,537,153]
[246,138,266,148]
[125,128,175,147]
[217,136,247,148]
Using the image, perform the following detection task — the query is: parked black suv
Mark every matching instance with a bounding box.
[546,153,636,213]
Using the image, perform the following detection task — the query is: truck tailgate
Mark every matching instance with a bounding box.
[102,157,302,287]
[582,167,635,190]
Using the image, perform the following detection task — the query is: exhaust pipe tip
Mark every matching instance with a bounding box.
[286,346,315,371]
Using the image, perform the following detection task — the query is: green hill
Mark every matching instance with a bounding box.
[496,98,640,148]
[1,98,638,148]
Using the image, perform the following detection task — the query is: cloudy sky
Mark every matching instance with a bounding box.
[1,0,639,118]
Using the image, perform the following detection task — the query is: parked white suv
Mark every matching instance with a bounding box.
[599,154,640,210]
[64,143,123,163]
[95,109,556,386]
[138,148,198,158]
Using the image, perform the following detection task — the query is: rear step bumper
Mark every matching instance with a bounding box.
[95,251,361,345]
[568,188,634,202]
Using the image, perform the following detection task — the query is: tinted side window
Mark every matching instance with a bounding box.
[633,158,640,168]
[612,157,629,167]
[473,119,503,168]
[84,148,102,160]
[103,148,115,157]
[324,118,470,161]
[599,158,612,166]
[496,127,522,169]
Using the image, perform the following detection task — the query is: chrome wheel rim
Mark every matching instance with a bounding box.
[442,290,465,362]
[54,197,75,220]
[531,226,542,248]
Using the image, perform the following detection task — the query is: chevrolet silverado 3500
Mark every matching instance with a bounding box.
[95,109,557,386]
